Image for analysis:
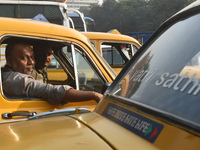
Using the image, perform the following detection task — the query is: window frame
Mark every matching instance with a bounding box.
[0,34,109,100]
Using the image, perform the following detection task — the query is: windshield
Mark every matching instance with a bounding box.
[110,12,200,125]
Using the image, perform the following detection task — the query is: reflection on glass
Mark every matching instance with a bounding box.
[110,13,200,125]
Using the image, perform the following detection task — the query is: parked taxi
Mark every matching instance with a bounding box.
[82,31,141,73]
[0,17,116,121]
[1,0,200,149]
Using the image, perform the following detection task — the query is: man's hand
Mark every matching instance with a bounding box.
[93,91,103,103]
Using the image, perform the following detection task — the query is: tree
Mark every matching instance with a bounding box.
[148,0,196,30]
[80,0,196,34]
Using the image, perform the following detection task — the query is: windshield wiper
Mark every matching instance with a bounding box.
[28,108,90,120]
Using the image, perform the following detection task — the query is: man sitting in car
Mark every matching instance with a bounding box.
[2,41,103,104]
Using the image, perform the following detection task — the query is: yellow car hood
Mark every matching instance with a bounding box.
[0,115,112,150]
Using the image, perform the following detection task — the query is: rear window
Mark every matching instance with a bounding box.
[110,12,200,125]
[0,4,63,25]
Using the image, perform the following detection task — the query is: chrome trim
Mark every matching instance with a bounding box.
[67,9,87,32]
[0,119,27,124]
[0,108,90,123]
[28,108,90,120]
[71,44,79,90]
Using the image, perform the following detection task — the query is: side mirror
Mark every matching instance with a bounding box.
[101,82,112,94]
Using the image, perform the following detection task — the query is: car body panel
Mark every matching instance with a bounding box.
[82,32,141,51]
[1,98,200,150]
[0,115,112,149]
[87,99,200,150]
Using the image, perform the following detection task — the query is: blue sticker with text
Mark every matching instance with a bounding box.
[102,103,164,143]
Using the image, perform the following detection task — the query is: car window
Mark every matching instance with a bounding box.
[101,42,138,66]
[62,45,105,93]
[110,12,200,125]
[47,55,69,83]
[0,4,63,25]
[0,44,6,67]
[0,37,107,100]
[102,45,125,65]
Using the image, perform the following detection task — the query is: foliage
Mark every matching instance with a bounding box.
[80,0,196,34]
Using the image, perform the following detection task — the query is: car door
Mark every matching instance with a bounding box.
[0,35,115,121]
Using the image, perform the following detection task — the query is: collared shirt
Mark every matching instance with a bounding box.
[2,66,72,105]
[32,68,48,83]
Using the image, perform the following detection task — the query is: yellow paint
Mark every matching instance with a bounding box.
[0,17,115,122]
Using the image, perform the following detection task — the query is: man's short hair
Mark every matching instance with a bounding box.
[5,41,31,58]
[5,42,16,59]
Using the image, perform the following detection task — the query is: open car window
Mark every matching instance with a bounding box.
[0,36,106,100]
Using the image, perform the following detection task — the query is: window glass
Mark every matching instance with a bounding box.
[101,42,136,66]
[102,45,125,65]
[110,13,200,124]
[19,5,63,25]
[47,55,68,82]
[0,44,6,67]
[47,55,62,69]
[0,4,63,25]
[0,5,15,17]
[62,45,104,93]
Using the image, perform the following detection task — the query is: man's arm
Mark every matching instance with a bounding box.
[61,89,103,103]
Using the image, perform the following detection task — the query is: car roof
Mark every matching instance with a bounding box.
[0,17,89,44]
[81,32,141,45]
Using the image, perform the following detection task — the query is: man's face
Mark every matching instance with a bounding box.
[35,47,52,70]
[7,44,35,75]
[43,48,53,68]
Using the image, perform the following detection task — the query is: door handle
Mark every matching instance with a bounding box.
[2,112,37,119]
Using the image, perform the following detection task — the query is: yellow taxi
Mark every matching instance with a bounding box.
[82,31,141,73]
[1,0,200,149]
[0,17,116,121]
